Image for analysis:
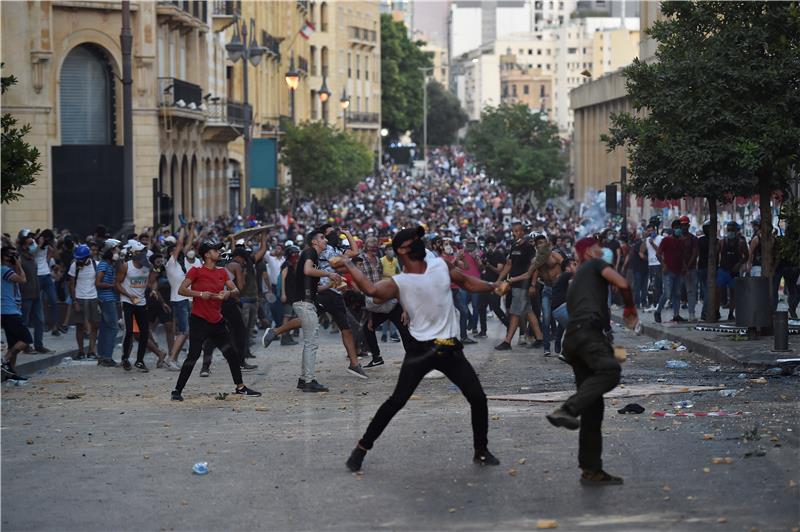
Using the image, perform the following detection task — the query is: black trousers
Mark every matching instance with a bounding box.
[362,304,413,359]
[561,322,621,472]
[477,292,508,333]
[359,338,489,453]
[122,302,149,363]
[176,315,243,392]
[202,299,247,367]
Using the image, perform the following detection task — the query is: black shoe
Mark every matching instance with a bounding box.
[302,380,329,393]
[199,367,210,377]
[654,311,662,323]
[346,447,367,472]
[473,450,500,466]
[727,311,735,321]
[494,341,512,351]
[240,362,258,371]
[122,359,132,371]
[364,358,384,368]
[86,352,97,360]
[280,335,298,346]
[36,347,54,354]
[171,390,183,401]
[134,361,149,373]
[234,385,262,397]
[389,335,401,343]
[554,342,562,354]
[72,352,87,361]
[1,362,27,382]
[347,364,368,379]
[51,329,61,337]
[244,353,256,359]
[98,358,118,367]
[543,350,553,357]
[380,335,387,343]
[476,332,487,338]
[673,315,686,322]
[297,378,306,390]
[580,469,624,486]
[531,339,543,348]
[546,407,580,430]
[262,328,278,349]
[461,337,477,345]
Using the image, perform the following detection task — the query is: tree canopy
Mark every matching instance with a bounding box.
[466,103,566,201]
[380,14,432,142]
[2,67,41,204]
[420,80,468,147]
[280,122,372,199]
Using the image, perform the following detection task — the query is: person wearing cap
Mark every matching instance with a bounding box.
[678,215,699,321]
[171,240,261,401]
[654,220,686,323]
[545,236,638,486]
[717,221,748,321]
[95,239,121,366]
[115,241,159,372]
[67,244,100,360]
[340,226,507,472]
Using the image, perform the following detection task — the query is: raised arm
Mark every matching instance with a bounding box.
[253,231,269,263]
[444,259,501,294]
[342,258,399,301]
[172,228,185,261]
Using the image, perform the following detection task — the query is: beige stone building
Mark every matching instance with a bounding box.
[499,54,553,115]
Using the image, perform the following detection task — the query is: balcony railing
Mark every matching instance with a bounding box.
[296,0,310,12]
[158,0,206,21]
[212,0,241,16]
[159,77,203,110]
[348,26,377,45]
[261,31,281,61]
[206,98,250,126]
[348,112,379,124]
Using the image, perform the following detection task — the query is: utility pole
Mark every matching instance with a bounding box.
[621,166,628,237]
[120,0,134,232]
[419,67,433,180]
[242,22,251,216]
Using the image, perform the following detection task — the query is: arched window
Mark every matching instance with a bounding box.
[320,2,328,32]
[60,44,114,144]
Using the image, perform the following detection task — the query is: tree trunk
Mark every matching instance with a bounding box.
[759,176,775,306]
[706,197,719,323]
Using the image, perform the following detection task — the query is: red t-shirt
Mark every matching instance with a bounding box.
[186,266,229,324]
[658,236,685,275]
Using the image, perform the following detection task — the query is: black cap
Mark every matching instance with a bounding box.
[392,226,425,252]
[198,240,224,258]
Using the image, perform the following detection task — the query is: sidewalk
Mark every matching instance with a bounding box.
[612,304,799,368]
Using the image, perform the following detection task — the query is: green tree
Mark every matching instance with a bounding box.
[420,80,468,147]
[280,122,372,200]
[466,103,566,201]
[2,67,42,204]
[604,1,800,321]
[380,14,432,141]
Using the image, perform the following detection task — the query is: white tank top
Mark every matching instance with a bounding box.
[392,256,460,341]
[120,260,149,306]
[646,235,663,266]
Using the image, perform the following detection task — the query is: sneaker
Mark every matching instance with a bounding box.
[473,450,500,466]
[240,362,258,371]
[347,364,368,379]
[261,328,278,349]
[530,339,543,349]
[546,407,580,430]
[557,353,569,364]
[380,335,387,343]
[24,346,35,354]
[51,329,61,337]
[297,378,306,390]
[121,359,132,371]
[543,350,553,357]
[517,337,528,346]
[475,332,487,338]
[171,390,183,401]
[654,311,662,323]
[302,380,329,393]
[166,359,182,371]
[72,352,87,360]
[36,347,54,354]
[280,335,298,346]
[364,358,384,368]
[1,362,27,381]
[86,352,97,360]
[134,361,149,373]
[234,386,262,397]
[423,369,446,379]
[389,335,401,343]
[199,367,210,377]
[461,337,477,345]
[58,325,69,334]
[98,358,118,367]
[346,447,367,472]
[494,341,512,351]
[580,469,624,486]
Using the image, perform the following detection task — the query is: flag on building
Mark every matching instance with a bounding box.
[299,20,315,40]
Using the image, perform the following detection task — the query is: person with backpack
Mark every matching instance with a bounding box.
[67,244,101,360]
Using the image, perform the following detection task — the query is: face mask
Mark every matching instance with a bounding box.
[443,245,453,255]
[607,234,615,241]
[673,228,683,237]
[326,233,340,248]
[385,250,395,259]
[408,239,426,261]
[28,243,38,254]
[134,253,149,266]
[112,252,120,261]
[186,250,196,260]
[726,231,736,239]
[601,248,614,264]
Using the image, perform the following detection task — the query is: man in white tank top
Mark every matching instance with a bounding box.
[338,226,508,472]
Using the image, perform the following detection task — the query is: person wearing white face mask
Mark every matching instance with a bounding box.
[95,239,121,366]
[164,226,201,370]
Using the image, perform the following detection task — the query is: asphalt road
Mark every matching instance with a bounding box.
[2,319,798,531]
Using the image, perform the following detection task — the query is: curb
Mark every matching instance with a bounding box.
[16,348,82,375]
[611,312,775,368]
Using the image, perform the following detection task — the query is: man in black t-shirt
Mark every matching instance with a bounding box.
[477,236,509,337]
[545,237,639,487]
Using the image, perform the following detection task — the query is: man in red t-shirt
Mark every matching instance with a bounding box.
[654,220,686,323]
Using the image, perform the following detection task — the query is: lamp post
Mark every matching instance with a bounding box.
[225,17,265,217]
[318,75,331,124]
[284,53,300,124]
[340,88,350,130]
[419,66,433,181]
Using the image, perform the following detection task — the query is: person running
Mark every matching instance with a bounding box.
[171,241,261,401]
[341,226,506,472]
[1,246,32,382]
[115,241,157,372]
[545,236,639,486]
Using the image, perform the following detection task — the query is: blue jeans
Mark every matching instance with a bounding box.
[269,284,283,327]
[38,274,59,328]
[633,270,648,308]
[97,300,119,359]
[683,269,698,317]
[452,288,469,339]
[540,285,553,350]
[22,298,45,350]
[552,302,569,349]
[657,271,683,317]
[461,289,479,331]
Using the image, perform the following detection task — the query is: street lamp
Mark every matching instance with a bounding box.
[419,66,434,180]
[340,88,350,130]
[225,16,265,216]
[318,75,331,124]
[284,52,300,124]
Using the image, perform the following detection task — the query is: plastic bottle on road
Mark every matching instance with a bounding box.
[674,400,694,409]
[192,462,209,475]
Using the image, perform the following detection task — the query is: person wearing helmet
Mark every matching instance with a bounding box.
[67,244,100,360]
[717,221,748,321]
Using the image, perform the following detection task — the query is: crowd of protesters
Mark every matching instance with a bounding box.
[2,147,798,385]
